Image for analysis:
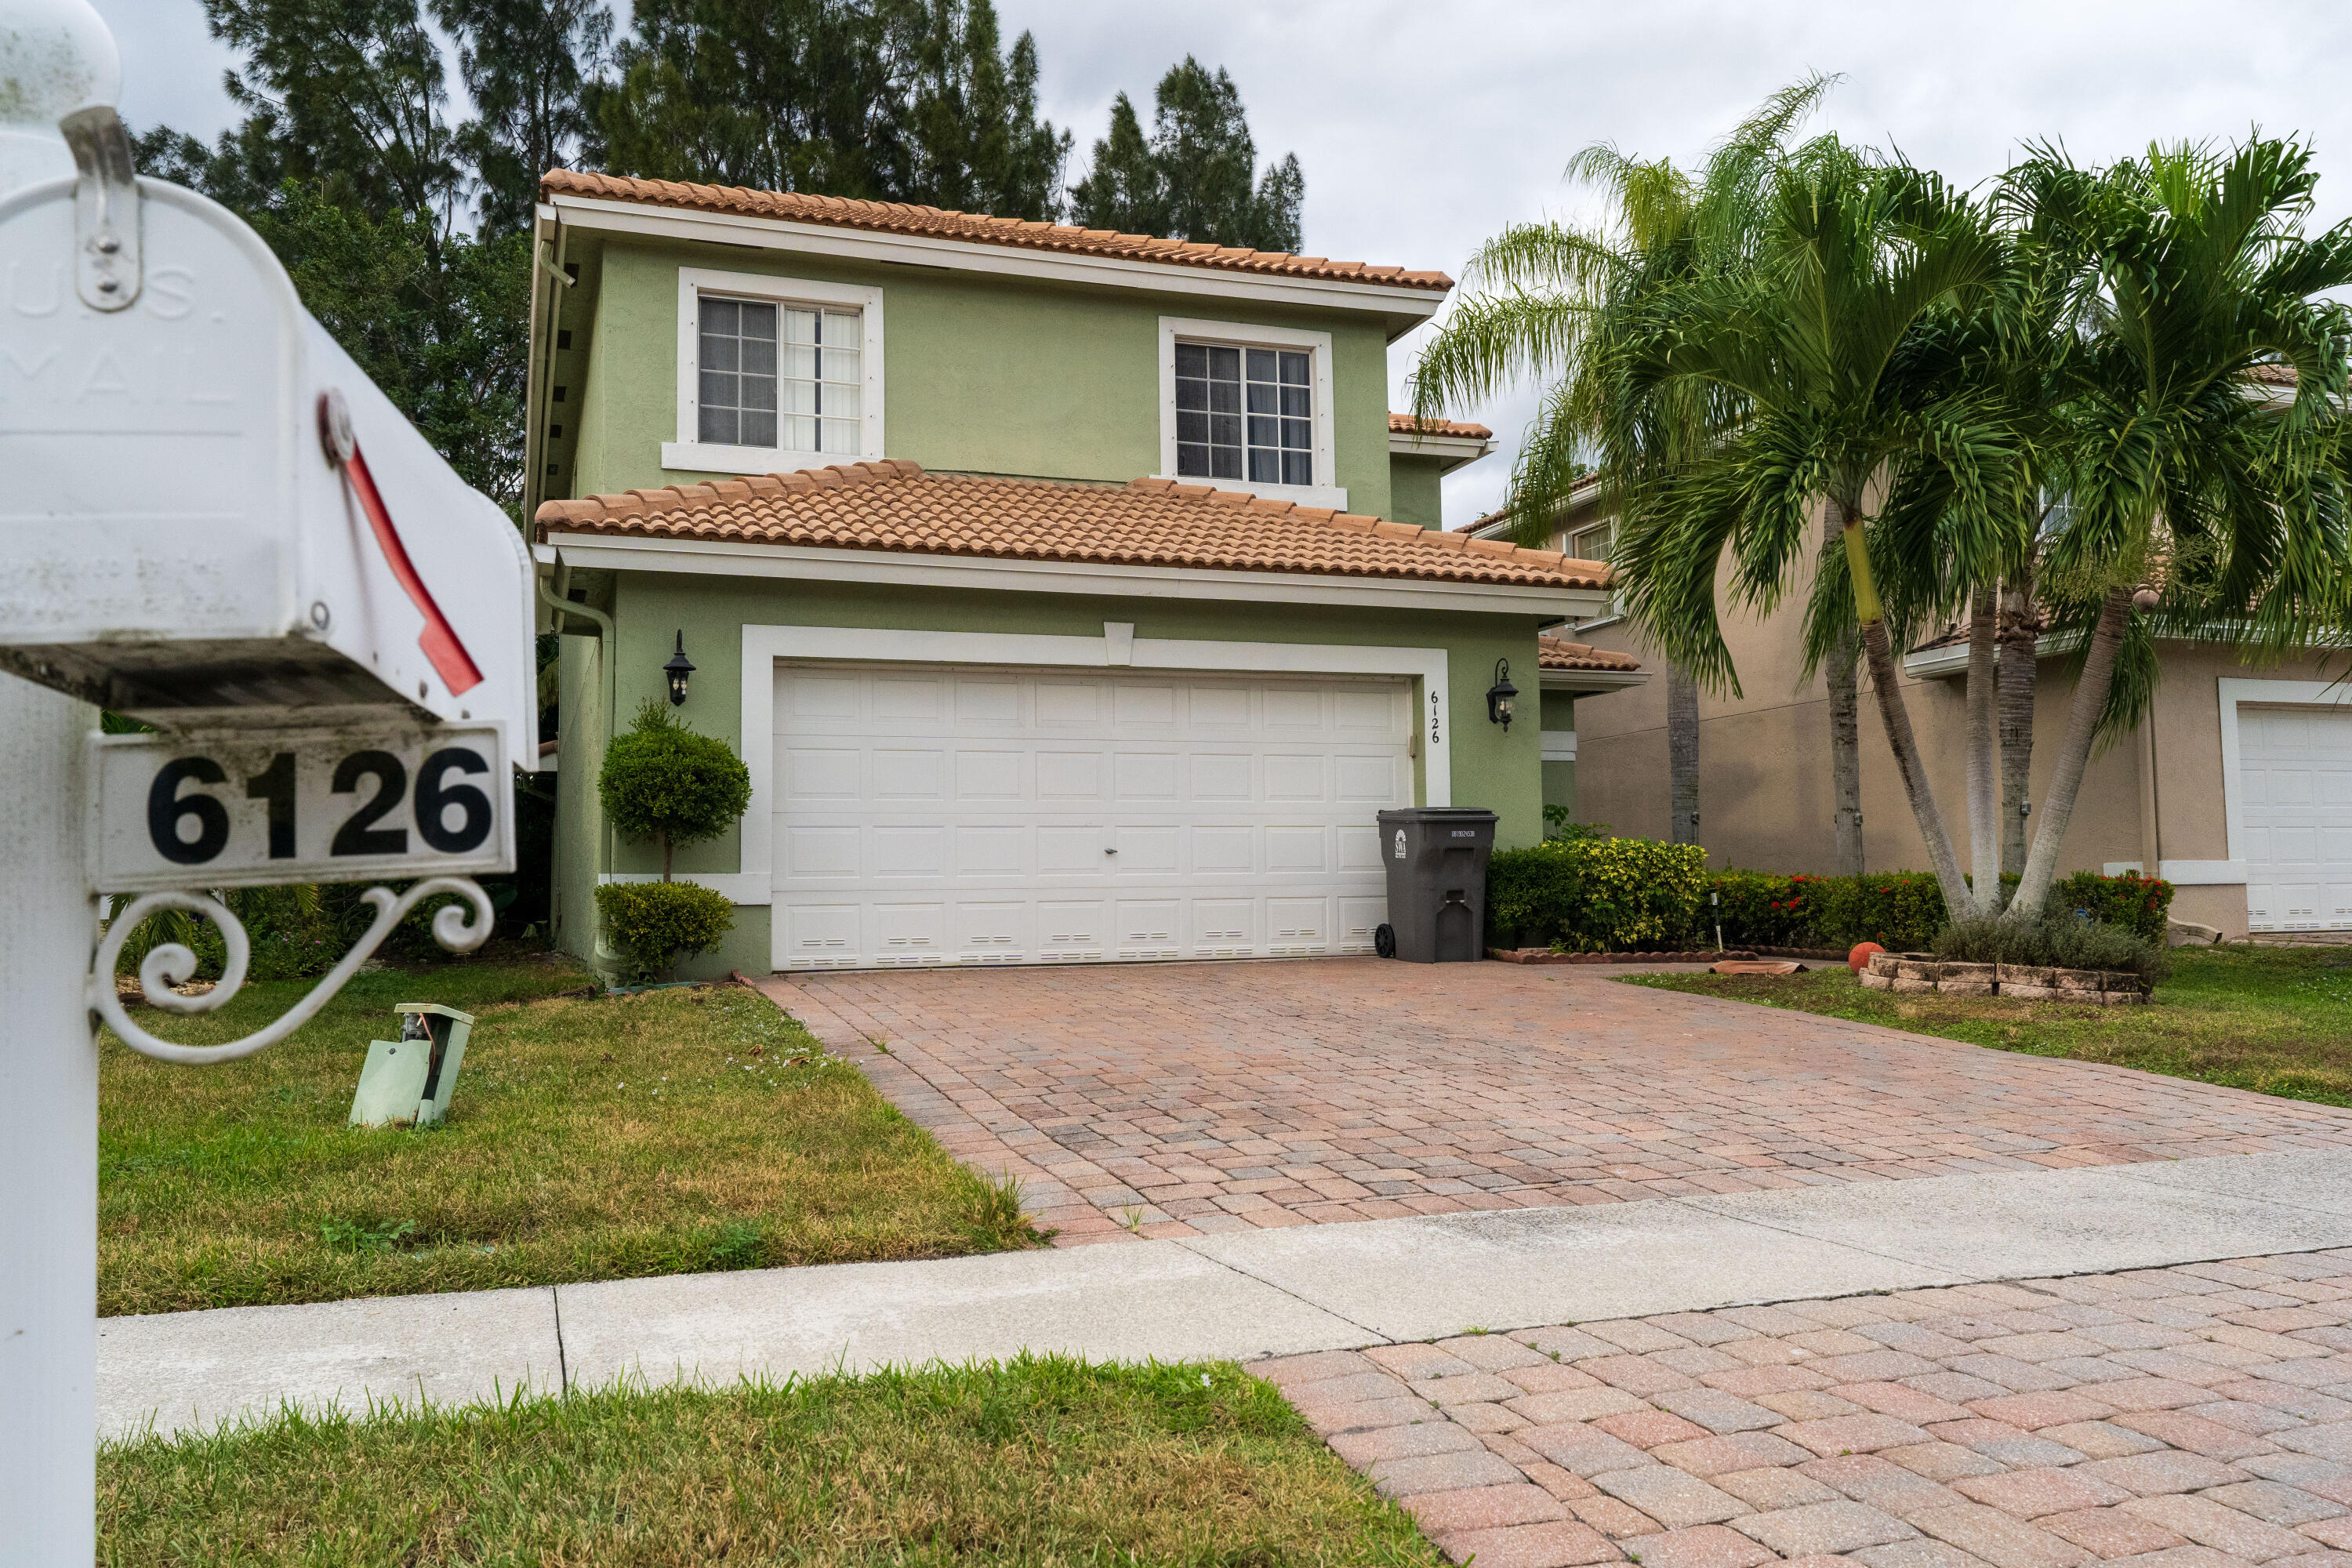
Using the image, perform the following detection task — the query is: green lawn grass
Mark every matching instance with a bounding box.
[101,954,1040,1317]
[1627,943,2352,1105]
[99,1356,1442,1567]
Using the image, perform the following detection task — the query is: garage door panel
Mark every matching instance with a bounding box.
[950,750,1022,800]
[1035,750,1102,799]
[1189,686,1250,727]
[1264,753,1324,800]
[1191,753,1252,800]
[872,749,945,800]
[1266,826,1329,873]
[2241,703,2352,931]
[1037,826,1105,873]
[774,663,1410,969]
[782,746,862,801]
[1113,751,1180,800]
[782,823,861,877]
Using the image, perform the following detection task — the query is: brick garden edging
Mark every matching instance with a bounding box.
[1857,949,2149,1005]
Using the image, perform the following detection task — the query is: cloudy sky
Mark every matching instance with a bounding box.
[91,0,2352,524]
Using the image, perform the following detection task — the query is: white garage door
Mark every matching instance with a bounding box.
[771,662,1413,970]
[2241,704,2352,932]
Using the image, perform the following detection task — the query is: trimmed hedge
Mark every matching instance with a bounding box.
[1707,868,2174,952]
[1488,835,1710,953]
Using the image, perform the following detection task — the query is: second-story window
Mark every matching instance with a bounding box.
[697,296,862,454]
[1176,341,1312,487]
[668,267,884,476]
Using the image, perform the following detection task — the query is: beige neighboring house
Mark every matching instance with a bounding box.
[1462,485,2352,941]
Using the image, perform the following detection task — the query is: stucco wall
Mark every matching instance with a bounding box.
[1390,455,1445,528]
[564,238,1398,521]
[554,571,1550,975]
[1571,586,2343,938]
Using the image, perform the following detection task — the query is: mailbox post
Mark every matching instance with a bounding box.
[0,2,536,1555]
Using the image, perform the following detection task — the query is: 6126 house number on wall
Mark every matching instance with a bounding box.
[89,724,511,893]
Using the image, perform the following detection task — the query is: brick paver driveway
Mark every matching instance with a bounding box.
[1269,1250,2352,1568]
[767,959,2352,1247]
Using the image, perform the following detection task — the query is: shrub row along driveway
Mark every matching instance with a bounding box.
[768,959,2352,1247]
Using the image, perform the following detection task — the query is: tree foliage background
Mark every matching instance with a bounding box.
[131,0,1309,519]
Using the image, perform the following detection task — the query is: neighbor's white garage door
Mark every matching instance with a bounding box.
[2241,704,2352,932]
[771,662,1413,969]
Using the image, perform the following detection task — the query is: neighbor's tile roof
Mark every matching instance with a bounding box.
[541,169,1454,292]
[1538,635,1641,673]
[535,462,1610,590]
[1389,413,1494,441]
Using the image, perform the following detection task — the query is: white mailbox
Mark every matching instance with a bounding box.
[0,125,535,760]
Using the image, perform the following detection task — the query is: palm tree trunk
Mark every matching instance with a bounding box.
[1997,569,2038,887]
[1844,520,1971,916]
[2007,583,2132,921]
[1964,584,2001,916]
[1825,503,1864,876]
[1668,665,1700,844]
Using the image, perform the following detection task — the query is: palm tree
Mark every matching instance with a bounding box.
[1998,137,2352,919]
[1409,78,1838,849]
[1607,158,2016,918]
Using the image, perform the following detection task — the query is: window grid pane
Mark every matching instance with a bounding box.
[1173,337,1311,485]
[698,293,860,453]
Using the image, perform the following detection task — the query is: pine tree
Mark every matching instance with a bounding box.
[432,0,615,234]
[1067,56,1304,251]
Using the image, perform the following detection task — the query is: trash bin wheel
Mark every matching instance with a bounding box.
[1374,923,1396,959]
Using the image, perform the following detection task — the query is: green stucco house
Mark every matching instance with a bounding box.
[525,169,1627,977]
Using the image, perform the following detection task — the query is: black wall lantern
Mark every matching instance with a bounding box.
[1486,658,1519,731]
[662,630,695,706]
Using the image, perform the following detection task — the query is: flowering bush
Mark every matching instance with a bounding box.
[2049,870,2176,942]
[1709,870,1947,950]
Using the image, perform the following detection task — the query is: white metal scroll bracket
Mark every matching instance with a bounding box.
[58,102,140,310]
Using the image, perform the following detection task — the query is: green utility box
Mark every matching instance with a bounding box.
[349,1004,476,1128]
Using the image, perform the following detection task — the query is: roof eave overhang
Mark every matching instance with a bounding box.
[535,532,1608,619]
[1540,668,1649,692]
[543,194,1450,339]
[1389,431,1494,473]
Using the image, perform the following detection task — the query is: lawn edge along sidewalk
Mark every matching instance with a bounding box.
[98,1149,2352,1440]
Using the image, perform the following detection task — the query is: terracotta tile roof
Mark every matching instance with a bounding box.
[535,461,1610,590]
[1538,635,1641,673]
[1389,413,1494,441]
[541,169,1454,292]
[2249,361,2299,386]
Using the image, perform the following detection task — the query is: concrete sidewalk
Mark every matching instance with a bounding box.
[99,1149,2352,1440]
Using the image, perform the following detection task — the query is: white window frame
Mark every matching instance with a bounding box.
[664,266,886,476]
[1563,516,1621,628]
[1156,316,1344,510]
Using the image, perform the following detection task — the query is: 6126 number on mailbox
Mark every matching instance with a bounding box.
[89,725,513,893]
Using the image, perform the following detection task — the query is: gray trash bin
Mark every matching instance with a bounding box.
[1375,807,1499,962]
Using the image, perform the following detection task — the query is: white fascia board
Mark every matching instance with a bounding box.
[1389,432,1494,470]
[543,532,1610,619]
[549,195,1449,330]
[1540,729,1577,763]
[1903,629,2087,679]
[1539,668,1648,692]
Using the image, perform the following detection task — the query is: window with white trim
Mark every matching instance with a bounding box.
[1564,517,1621,625]
[1175,341,1314,486]
[1156,316,1342,510]
[666,267,884,476]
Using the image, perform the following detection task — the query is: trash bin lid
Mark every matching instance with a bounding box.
[394,1002,477,1024]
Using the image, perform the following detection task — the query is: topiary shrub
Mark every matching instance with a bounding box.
[2047,870,2176,942]
[594,880,735,981]
[599,699,752,880]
